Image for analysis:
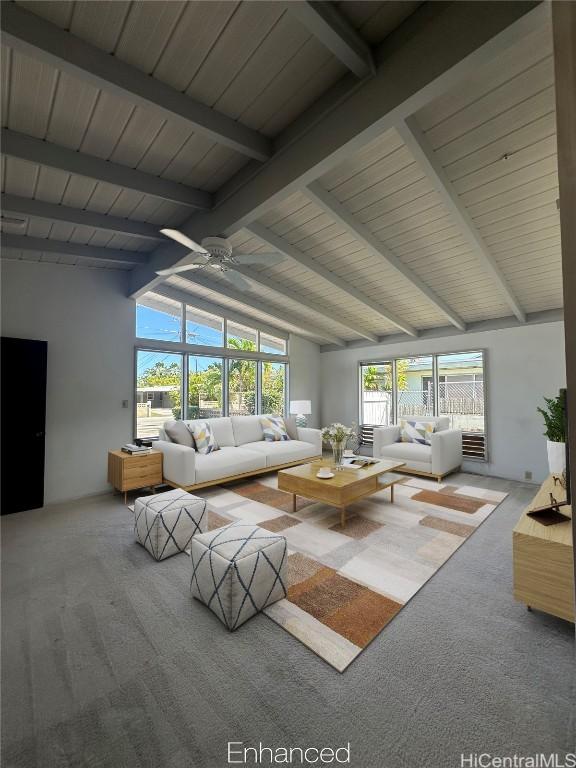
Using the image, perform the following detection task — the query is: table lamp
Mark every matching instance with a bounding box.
[289,400,312,428]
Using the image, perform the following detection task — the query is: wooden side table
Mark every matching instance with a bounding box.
[107,449,163,504]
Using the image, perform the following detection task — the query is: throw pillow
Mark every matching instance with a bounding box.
[261,416,291,442]
[283,416,299,441]
[164,420,195,449]
[191,421,220,454]
[400,419,435,446]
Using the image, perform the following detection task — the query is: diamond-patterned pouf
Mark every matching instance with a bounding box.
[190,521,287,630]
[134,489,207,561]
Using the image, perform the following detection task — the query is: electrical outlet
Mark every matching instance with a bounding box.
[122,400,129,409]
[524,470,532,481]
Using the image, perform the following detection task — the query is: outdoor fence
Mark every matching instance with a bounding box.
[362,385,484,433]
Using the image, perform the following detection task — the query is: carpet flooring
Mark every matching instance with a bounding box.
[1,472,574,768]
[196,474,507,670]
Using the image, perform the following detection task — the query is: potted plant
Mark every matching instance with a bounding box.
[322,423,355,470]
[537,395,566,475]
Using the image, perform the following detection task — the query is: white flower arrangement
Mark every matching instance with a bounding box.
[321,422,355,444]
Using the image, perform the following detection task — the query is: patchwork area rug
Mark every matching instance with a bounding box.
[197,475,507,671]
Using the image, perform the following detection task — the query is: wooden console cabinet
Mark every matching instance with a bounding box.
[513,475,574,622]
[108,449,163,504]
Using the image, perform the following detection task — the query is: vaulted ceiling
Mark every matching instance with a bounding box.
[1,0,560,348]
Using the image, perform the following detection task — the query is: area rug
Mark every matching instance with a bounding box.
[197,475,507,672]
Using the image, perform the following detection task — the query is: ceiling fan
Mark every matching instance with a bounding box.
[156,229,283,291]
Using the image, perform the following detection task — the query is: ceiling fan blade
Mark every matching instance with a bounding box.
[156,257,209,277]
[233,252,284,265]
[160,228,208,254]
[218,268,252,292]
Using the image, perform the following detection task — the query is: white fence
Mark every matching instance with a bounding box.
[362,386,484,433]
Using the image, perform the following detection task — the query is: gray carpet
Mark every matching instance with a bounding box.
[1,473,574,768]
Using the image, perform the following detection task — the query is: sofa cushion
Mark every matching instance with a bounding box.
[242,440,317,467]
[400,419,436,446]
[190,421,219,455]
[185,417,235,448]
[194,447,267,484]
[231,415,264,446]
[380,441,432,466]
[261,416,290,442]
[163,420,195,448]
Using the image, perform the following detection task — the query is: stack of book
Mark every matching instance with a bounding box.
[121,443,153,455]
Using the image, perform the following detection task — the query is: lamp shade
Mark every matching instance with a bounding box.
[289,400,311,415]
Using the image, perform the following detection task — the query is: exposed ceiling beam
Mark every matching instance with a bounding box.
[1,194,163,242]
[2,129,211,210]
[129,1,544,295]
[245,222,418,337]
[288,1,375,78]
[151,285,290,342]
[396,117,527,323]
[1,234,147,265]
[173,273,345,346]
[1,3,271,162]
[305,181,466,332]
[231,265,379,343]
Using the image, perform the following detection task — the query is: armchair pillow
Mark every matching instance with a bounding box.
[400,419,436,446]
[261,416,290,442]
[191,421,219,454]
[164,420,195,449]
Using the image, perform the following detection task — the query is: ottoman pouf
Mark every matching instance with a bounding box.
[134,489,207,561]
[190,521,287,630]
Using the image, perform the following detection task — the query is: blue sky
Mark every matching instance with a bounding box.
[137,305,223,345]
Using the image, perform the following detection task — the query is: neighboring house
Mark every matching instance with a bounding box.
[136,386,178,411]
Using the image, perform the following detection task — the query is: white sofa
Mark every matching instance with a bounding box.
[156,415,322,490]
[373,416,462,481]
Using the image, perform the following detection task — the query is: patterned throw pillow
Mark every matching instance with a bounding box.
[191,421,220,454]
[260,416,290,442]
[400,419,435,446]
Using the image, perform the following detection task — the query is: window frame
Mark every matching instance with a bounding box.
[134,297,290,437]
[358,349,488,461]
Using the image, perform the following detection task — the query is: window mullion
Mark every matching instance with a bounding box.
[392,359,398,424]
[223,358,229,417]
[256,360,262,414]
[432,354,439,417]
[182,354,188,421]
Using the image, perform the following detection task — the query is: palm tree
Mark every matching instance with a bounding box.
[227,337,257,414]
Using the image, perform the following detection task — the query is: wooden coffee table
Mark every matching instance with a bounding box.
[278,458,406,528]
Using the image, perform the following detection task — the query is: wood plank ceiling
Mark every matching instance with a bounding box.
[0,1,561,345]
[229,16,560,342]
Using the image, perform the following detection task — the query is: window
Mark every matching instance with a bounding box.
[136,297,181,342]
[359,350,487,460]
[396,356,434,418]
[187,356,223,420]
[262,362,286,415]
[227,321,257,351]
[135,295,288,436]
[136,351,182,437]
[437,352,485,433]
[228,359,257,416]
[186,306,224,347]
[260,333,286,355]
[360,362,393,426]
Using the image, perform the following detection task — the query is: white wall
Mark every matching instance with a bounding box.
[0,261,321,503]
[288,334,321,428]
[320,321,566,484]
[1,261,135,504]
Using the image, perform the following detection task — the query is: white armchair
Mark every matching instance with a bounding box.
[373,416,462,481]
